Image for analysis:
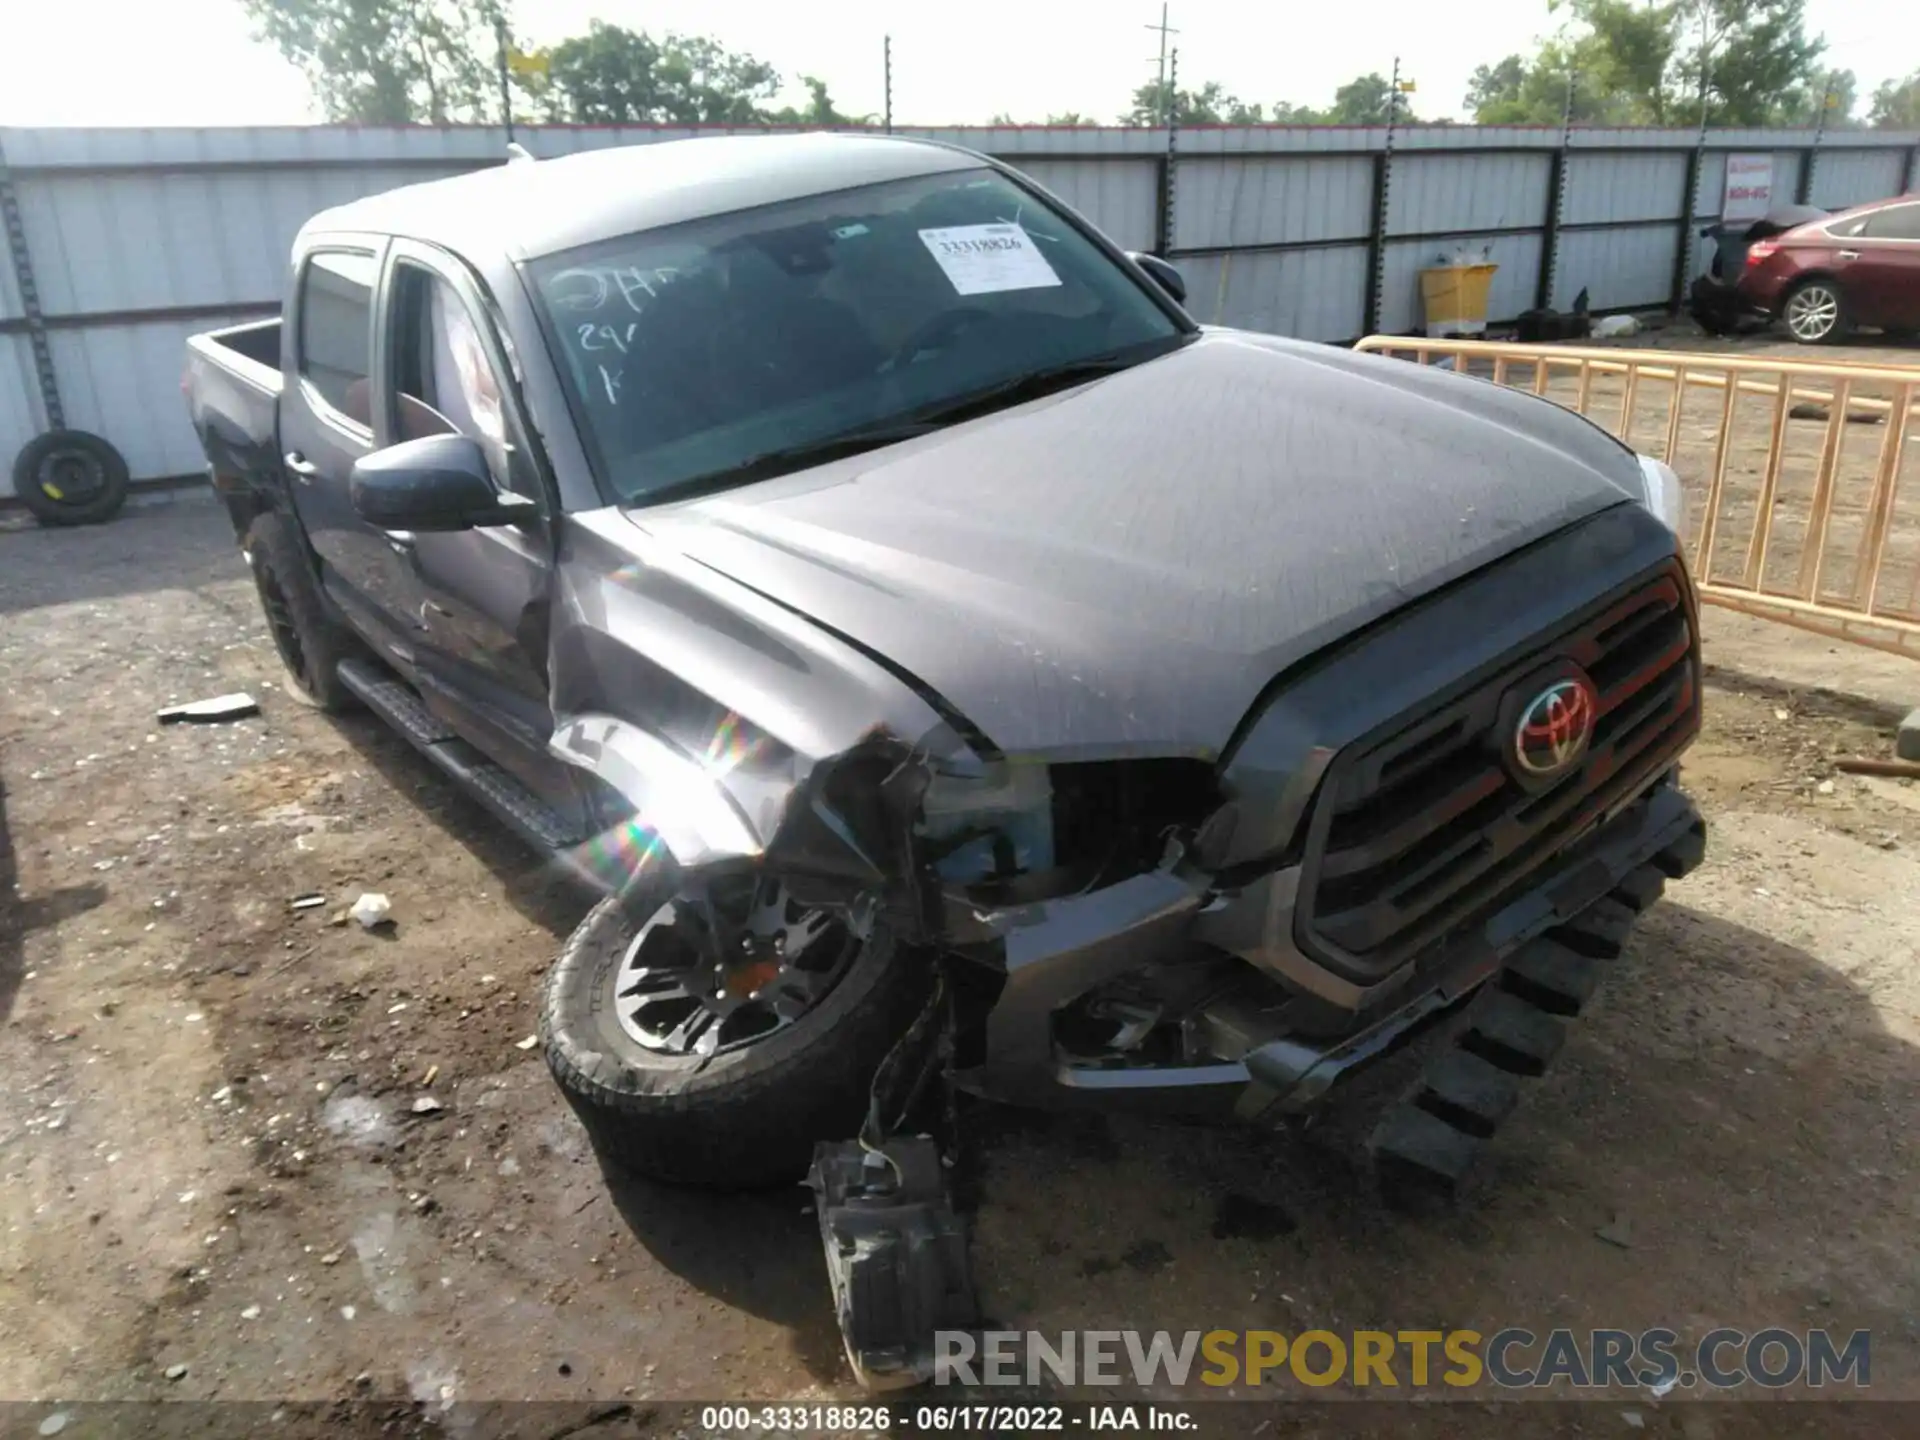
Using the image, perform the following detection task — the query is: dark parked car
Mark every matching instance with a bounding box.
[183,134,1704,1211]
[1738,192,1920,343]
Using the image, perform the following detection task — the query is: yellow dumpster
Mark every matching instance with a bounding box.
[1420,263,1498,337]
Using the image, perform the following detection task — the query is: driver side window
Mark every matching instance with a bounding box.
[388,262,538,498]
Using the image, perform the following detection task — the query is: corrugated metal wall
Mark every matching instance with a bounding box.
[3,122,1916,496]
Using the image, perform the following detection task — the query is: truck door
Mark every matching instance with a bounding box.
[278,241,411,655]
[367,240,573,806]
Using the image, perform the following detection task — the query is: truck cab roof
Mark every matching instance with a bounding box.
[299,132,983,264]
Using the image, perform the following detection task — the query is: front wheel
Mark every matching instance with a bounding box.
[1782,278,1848,345]
[541,870,935,1187]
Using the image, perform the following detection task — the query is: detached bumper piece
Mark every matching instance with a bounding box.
[808,1137,978,1390]
[1367,814,1706,1210]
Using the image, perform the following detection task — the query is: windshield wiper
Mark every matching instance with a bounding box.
[902,333,1193,430]
[638,333,1194,506]
[640,418,946,505]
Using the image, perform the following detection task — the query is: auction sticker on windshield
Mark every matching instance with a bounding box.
[918,223,1062,295]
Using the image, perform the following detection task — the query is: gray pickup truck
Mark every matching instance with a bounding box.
[185,133,1705,1211]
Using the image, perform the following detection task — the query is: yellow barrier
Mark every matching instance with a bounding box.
[1353,336,1920,659]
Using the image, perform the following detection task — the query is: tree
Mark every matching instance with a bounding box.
[530,22,781,124]
[1868,70,1920,128]
[766,77,875,127]
[1121,79,1245,126]
[990,110,1095,125]
[242,0,506,123]
[1466,55,1531,117]
[1324,72,1420,124]
[1678,0,1826,126]
[1463,0,1828,128]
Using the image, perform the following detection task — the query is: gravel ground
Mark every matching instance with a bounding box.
[3,457,1919,1434]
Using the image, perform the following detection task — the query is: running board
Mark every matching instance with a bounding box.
[335,658,588,854]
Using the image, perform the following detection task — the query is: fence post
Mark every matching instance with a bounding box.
[1669,145,1704,315]
[1153,153,1171,256]
[0,133,65,435]
[1795,145,1816,205]
[1364,149,1389,335]
[1538,148,1568,311]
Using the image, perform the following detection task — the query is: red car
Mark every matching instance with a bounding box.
[1741,192,1920,344]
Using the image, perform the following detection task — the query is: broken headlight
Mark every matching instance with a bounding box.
[917,762,1057,891]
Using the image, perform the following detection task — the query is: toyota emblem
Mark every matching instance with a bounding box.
[1512,678,1596,778]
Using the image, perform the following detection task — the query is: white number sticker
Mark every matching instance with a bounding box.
[917,223,1061,295]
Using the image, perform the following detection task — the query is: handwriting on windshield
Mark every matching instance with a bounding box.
[543,264,680,406]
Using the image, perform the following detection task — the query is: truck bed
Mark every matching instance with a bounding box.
[185,318,283,504]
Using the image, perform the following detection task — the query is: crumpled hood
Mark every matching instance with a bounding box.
[639,329,1643,760]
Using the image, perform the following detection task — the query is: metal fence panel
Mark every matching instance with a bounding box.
[1173,155,1374,250]
[16,165,470,316]
[1008,157,1159,252]
[1810,149,1909,210]
[1178,245,1370,340]
[1378,233,1543,333]
[1554,223,1681,311]
[1562,151,1690,226]
[42,316,270,484]
[0,335,40,484]
[1385,152,1551,236]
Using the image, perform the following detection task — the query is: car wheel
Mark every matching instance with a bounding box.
[1782,279,1848,344]
[541,869,936,1188]
[244,511,360,712]
[11,430,131,527]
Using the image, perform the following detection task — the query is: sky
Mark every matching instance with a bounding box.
[2,0,1914,129]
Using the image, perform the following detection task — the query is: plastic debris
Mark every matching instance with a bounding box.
[350,893,393,929]
[290,894,327,911]
[422,1064,440,1087]
[158,693,259,725]
[411,1096,444,1115]
[514,1034,539,1051]
[1593,314,1640,338]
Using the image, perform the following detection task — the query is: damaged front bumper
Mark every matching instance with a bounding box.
[951,777,1706,1119]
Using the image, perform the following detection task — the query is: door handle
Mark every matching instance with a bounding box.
[284,451,320,480]
[1838,250,1861,261]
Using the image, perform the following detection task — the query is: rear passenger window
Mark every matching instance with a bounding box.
[1862,205,1920,240]
[297,251,378,425]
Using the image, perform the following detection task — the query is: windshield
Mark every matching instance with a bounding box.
[525,166,1188,505]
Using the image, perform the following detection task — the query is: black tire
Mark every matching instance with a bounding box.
[1781,277,1848,345]
[244,511,359,712]
[542,882,935,1188]
[11,430,130,526]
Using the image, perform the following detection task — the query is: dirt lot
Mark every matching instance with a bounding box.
[4,419,1920,1430]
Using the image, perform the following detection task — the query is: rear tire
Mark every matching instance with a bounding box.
[244,511,359,712]
[1782,278,1848,345]
[12,430,130,527]
[542,879,935,1188]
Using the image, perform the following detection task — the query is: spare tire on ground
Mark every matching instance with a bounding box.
[11,429,131,526]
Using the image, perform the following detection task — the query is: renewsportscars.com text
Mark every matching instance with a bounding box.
[935,1327,1870,1391]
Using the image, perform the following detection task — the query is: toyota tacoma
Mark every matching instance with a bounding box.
[184,133,1705,1215]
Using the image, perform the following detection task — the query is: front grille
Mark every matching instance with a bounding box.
[1297,563,1699,975]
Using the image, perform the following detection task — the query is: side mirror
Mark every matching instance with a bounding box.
[349,434,532,532]
[1127,251,1188,305]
